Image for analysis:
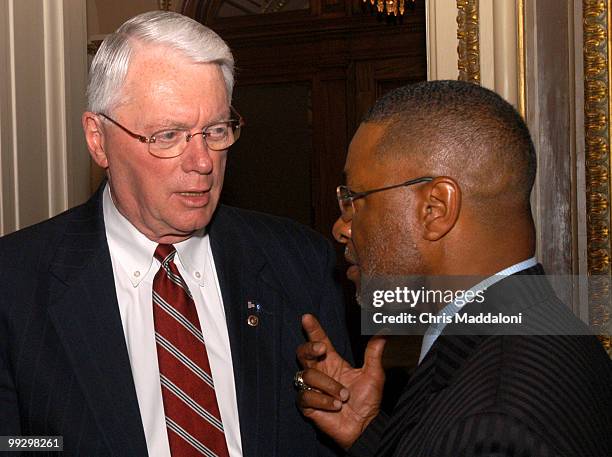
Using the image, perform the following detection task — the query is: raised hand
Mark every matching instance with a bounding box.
[296,314,386,450]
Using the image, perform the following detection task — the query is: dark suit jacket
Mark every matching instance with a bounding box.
[350,265,612,457]
[0,188,350,456]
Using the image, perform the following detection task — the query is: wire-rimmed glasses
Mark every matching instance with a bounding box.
[97,107,244,158]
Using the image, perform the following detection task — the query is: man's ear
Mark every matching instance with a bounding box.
[420,177,461,241]
[82,112,109,169]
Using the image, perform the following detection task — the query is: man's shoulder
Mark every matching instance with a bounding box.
[459,333,610,384]
[435,334,612,454]
[0,198,98,267]
[441,333,612,426]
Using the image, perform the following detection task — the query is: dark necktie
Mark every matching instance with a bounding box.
[153,244,230,457]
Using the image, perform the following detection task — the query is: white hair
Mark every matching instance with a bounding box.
[87,11,234,114]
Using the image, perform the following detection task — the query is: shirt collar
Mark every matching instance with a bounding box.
[432,257,539,317]
[418,257,538,364]
[103,184,209,287]
[469,257,538,294]
[103,185,157,286]
[173,230,209,287]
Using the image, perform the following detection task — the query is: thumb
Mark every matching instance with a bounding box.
[363,336,386,373]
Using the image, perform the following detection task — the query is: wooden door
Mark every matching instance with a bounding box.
[182,0,427,239]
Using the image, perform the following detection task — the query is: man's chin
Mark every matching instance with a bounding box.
[175,205,219,232]
[346,264,360,285]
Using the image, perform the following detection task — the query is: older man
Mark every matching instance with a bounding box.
[296,80,612,456]
[0,11,349,457]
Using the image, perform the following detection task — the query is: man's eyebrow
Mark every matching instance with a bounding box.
[142,111,232,132]
[204,117,228,126]
[144,120,190,131]
[205,111,232,124]
[143,111,232,131]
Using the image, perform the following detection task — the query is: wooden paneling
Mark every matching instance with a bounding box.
[222,83,314,226]
[312,75,349,234]
[184,0,427,238]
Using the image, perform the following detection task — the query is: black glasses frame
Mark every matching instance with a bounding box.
[336,176,434,221]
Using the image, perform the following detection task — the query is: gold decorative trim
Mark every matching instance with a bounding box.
[456,0,480,84]
[517,0,526,119]
[583,0,612,356]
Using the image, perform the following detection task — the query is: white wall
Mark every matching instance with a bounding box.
[427,0,521,109]
[426,0,459,81]
[0,0,89,235]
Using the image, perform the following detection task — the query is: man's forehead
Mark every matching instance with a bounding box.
[124,45,223,88]
[344,122,389,180]
[118,49,228,116]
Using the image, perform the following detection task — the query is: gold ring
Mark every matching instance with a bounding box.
[293,370,312,391]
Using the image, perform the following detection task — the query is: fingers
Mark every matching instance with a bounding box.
[301,314,336,351]
[296,341,327,368]
[302,368,349,401]
[363,336,386,374]
[296,368,349,412]
[297,390,342,412]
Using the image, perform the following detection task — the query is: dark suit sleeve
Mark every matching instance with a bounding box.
[346,413,389,457]
[427,413,559,457]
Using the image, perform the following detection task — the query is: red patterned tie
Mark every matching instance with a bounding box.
[152,244,230,457]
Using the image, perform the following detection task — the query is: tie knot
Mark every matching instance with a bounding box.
[154,244,176,264]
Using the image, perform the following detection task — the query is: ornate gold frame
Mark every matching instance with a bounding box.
[455,0,611,354]
[517,0,526,118]
[584,0,612,354]
[456,0,480,84]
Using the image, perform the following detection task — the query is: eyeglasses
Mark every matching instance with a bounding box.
[97,107,244,158]
[336,176,434,222]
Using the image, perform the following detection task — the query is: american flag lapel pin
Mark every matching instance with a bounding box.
[247,300,260,326]
[247,300,259,327]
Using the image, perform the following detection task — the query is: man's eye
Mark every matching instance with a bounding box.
[205,124,229,139]
[154,130,182,143]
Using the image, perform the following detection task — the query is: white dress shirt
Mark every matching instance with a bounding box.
[103,185,243,457]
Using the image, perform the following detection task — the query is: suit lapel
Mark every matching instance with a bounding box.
[46,191,148,456]
[209,206,282,457]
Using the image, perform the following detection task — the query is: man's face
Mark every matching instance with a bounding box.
[88,46,230,243]
[334,123,425,293]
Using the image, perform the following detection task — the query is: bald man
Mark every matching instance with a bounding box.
[295,81,612,457]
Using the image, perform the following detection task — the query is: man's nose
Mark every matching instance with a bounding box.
[183,134,214,174]
[332,217,351,244]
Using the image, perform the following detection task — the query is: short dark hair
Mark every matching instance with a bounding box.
[363,80,536,210]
